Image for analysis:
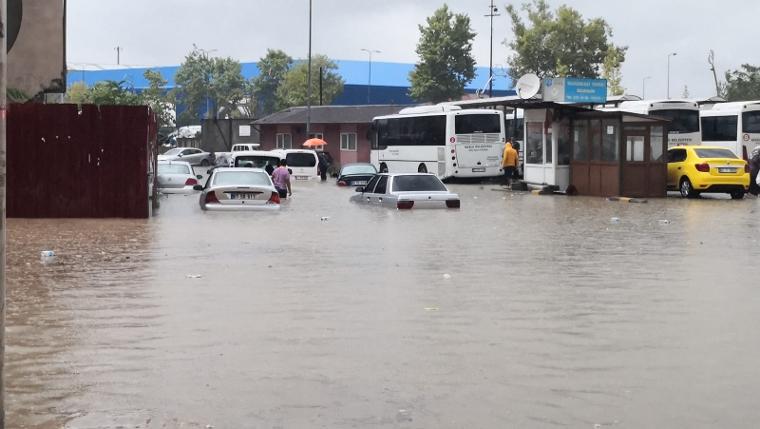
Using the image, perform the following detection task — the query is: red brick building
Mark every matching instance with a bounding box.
[254,105,405,167]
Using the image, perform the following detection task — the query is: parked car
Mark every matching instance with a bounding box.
[231,150,283,173]
[158,147,213,166]
[667,145,750,199]
[157,161,201,194]
[337,163,377,187]
[232,144,261,152]
[350,173,460,209]
[195,167,280,211]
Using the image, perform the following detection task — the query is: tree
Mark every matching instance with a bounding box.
[65,82,89,104]
[276,54,344,108]
[602,46,625,95]
[142,70,175,131]
[409,4,476,103]
[173,47,246,124]
[505,0,627,82]
[84,80,142,105]
[723,64,760,101]
[252,49,293,116]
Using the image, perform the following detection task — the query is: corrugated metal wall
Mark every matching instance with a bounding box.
[7,103,157,218]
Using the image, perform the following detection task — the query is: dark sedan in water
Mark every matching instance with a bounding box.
[337,163,377,187]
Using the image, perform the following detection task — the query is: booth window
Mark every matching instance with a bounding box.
[650,126,664,162]
[591,120,603,160]
[573,120,588,161]
[557,121,571,165]
[526,123,543,164]
[626,136,645,161]
[601,120,619,161]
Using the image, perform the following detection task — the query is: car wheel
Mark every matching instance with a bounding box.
[200,159,210,167]
[730,189,745,200]
[418,163,428,173]
[380,163,388,173]
[679,177,698,198]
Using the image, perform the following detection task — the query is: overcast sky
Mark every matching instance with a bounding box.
[67,0,760,99]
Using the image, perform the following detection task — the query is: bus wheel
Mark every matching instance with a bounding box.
[380,163,388,173]
[418,163,428,173]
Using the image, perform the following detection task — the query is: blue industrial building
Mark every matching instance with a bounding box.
[67,59,514,106]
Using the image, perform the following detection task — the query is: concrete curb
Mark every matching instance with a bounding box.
[607,196,648,204]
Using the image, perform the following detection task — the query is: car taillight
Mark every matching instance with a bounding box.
[397,200,414,209]
[337,180,347,186]
[695,163,710,172]
[185,178,198,186]
[743,146,749,161]
[446,199,461,208]
[268,191,280,204]
[205,191,219,204]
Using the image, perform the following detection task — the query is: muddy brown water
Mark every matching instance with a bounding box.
[6,181,760,428]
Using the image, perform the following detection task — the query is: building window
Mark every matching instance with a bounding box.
[309,132,324,140]
[276,133,292,149]
[340,132,357,151]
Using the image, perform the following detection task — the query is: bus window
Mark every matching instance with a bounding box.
[653,109,699,133]
[702,116,738,141]
[455,114,501,134]
[378,115,446,146]
[742,111,760,133]
[505,118,524,141]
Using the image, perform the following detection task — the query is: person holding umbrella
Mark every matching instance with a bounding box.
[303,137,330,181]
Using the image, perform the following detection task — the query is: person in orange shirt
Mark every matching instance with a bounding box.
[502,141,518,186]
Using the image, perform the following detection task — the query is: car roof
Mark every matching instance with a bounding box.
[670,145,734,150]
[157,160,192,165]
[232,150,282,157]
[212,167,267,173]
[377,173,438,177]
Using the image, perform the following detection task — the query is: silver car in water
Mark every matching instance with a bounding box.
[349,173,461,209]
[158,147,213,166]
[195,167,280,211]
[157,161,201,194]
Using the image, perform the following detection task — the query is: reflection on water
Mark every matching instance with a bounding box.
[7,183,760,428]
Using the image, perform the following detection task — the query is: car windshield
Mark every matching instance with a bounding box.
[212,171,271,186]
[694,148,738,159]
[163,148,182,156]
[286,153,317,167]
[341,164,376,175]
[392,175,448,192]
[158,164,191,174]
[234,156,280,168]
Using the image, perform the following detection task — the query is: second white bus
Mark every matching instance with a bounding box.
[700,101,760,160]
[615,99,701,147]
[370,105,506,179]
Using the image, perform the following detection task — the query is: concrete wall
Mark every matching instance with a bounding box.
[201,118,260,153]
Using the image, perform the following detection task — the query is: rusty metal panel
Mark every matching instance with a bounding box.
[7,103,156,218]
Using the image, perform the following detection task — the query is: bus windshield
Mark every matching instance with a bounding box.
[455,114,501,134]
[652,109,699,133]
[742,111,760,133]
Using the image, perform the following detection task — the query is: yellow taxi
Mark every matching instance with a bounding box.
[667,145,749,199]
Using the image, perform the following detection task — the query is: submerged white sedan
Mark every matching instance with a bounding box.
[350,173,460,209]
[195,168,280,211]
[157,161,201,194]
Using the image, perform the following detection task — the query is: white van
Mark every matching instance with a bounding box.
[279,149,320,180]
[700,101,760,160]
[231,143,261,152]
[231,150,282,172]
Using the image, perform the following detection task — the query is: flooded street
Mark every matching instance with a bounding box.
[6,181,760,428]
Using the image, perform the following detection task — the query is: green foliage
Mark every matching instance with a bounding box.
[142,70,174,130]
[276,54,344,108]
[723,64,760,101]
[7,87,30,103]
[505,0,627,81]
[174,48,247,122]
[65,82,89,104]
[80,80,142,105]
[409,4,476,103]
[252,49,293,116]
[603,46,625,96]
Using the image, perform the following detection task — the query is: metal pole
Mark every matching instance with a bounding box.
[667,52,677,99]
[115,46,121,65]
[485,1,499,98]
[306,0,312,137]
[0,0,7,426]
[642,76,651,99]
[319,66,323,106]
[367,51,371,104]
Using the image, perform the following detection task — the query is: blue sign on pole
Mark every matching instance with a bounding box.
[564,77,608,103]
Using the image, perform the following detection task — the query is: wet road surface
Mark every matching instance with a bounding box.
[6,179,760,428]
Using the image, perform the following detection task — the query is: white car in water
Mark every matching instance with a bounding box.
[350,173,460,209]
[157,161,201,194]
[195,167,280,211]
[158,147,213,166]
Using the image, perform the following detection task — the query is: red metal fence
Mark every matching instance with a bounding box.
[7,103,157,218]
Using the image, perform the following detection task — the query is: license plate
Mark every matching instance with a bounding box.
[718,167,736,173]
[295,176,308,180]
[353,181,368,186]
[472,167,486,173]
[230,192,256,200]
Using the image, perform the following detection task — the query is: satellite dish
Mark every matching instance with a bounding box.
[516,73,540,99]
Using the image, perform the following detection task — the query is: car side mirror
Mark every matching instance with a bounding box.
[196,175,203,179]
[206,168,214,175]
[193,185,203,191]
[355,186,364,193]
[177,153,183,157]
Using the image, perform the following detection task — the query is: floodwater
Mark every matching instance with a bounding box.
[6,179,760,428]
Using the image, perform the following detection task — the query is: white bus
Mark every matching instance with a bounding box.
[370,105,505,179]
[615,99,701,147]
[700,101,760,160]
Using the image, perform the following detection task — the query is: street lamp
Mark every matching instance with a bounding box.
[642,76,651,99]
[667,52,677,99]
[360,48,381,104]
[485,1,500,98]
[306,0,313,137]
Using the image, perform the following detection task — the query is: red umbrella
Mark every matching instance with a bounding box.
[303,138,327,148]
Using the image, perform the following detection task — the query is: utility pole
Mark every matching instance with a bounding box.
[0,1,7,426]
[485,0,500,98]
[306,0,312,138]
[667,52,677,99]
[708,50,721,97]
[360,48,380,104]
[115,46,122,65]
[642,76,651,99]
